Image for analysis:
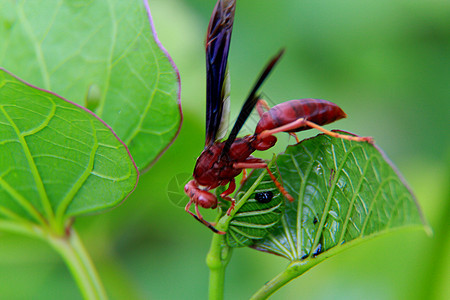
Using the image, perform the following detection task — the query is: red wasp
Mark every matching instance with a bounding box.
[184,0,372,234]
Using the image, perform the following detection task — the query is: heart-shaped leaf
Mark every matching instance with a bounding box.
[0,69,138,234]
[0,0,181,171]
[234,133,427,260]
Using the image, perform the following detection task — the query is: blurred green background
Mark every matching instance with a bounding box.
[0,0,449,299]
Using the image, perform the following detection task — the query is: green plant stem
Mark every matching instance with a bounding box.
[207,159,277,299]
[250,260,320,300]
[206,215,233,300]
[48,228,107,300]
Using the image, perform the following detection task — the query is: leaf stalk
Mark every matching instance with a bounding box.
[250,259,321,299]
[48,228,107,300]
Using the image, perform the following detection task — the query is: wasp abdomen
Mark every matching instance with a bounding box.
[255,99,347,134]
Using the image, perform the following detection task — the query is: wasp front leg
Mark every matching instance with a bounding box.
[184,180,225,234]
[220,179,236,215]
[185,200,225,234]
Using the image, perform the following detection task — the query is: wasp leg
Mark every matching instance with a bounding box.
[233,156,267,169]
[233,161,295,202]
[220,179,236,216]
[289,132,300,143]
[240,169,248,185]
[185,200,225,234]
[264,167,294,202]
[258,118,374,144]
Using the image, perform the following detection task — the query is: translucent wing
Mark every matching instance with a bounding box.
[205,0,235,146]
[215,69,230,142]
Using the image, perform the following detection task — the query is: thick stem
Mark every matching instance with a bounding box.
[207,159,277,299]
[207,215,232,300]
[48,228,107,300]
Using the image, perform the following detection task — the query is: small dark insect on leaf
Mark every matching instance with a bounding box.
[255,191,274,203]
[312,243,323,256]
[300,243,323,260]
[313,217,318,224]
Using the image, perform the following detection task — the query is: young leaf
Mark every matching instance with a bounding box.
[236,132,427,261]
[0,69,138,233]
[0,0,182,171]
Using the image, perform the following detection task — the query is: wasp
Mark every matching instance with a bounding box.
[184,0,372,234]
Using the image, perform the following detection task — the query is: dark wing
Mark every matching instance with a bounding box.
[205,0,236,147]
[222,50,285,155]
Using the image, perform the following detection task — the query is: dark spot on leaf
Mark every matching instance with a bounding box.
[313,217,318,224]
[328,168,335,187]
[255,191,274,203]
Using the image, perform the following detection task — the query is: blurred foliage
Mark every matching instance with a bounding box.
[0,0,449,299]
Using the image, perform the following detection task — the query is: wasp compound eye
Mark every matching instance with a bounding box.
[255,191,274,204]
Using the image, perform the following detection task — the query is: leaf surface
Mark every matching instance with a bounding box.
[220,167,284,248]
[236,133,426,260]
[0,0,181,171]
[0,69,138,231]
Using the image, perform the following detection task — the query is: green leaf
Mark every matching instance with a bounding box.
[0,69,138,234]
[238,133,427,260]
[0,0,181,171]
